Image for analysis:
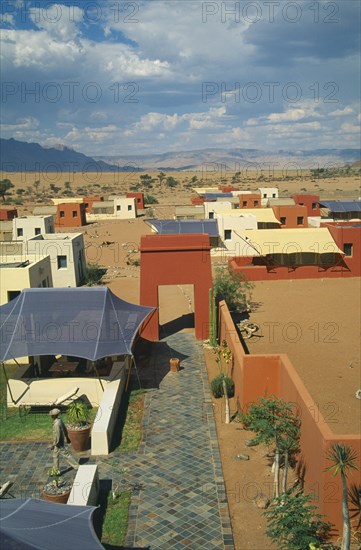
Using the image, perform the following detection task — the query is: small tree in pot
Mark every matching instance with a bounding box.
[41,468,72,504]
[66,400,92,452]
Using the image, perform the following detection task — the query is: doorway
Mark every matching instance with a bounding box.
[158,284,195,337]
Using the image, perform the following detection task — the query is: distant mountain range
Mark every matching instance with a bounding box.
[96,148,361,171]
[0,138,360,172]
[0,138,137,172]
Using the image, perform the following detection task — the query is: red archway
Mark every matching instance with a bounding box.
[139,234,212,341]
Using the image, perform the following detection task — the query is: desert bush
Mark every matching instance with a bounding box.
[210,374,234,398]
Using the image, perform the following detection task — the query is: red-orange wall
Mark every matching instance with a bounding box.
[0,208,17,220]
[324,223,361,277]
[229,256,359,280]
[191,196,206,205]
[126,192,144,210]
[228,224,361,279]
[139,234,212,340]
[218,300,361,538]
[293,194,320,216]
[219,185,238,193]
[271,205,308,228]
[55,203,87,227]
[238,193,261,209]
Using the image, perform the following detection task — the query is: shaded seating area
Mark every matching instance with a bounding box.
[1,287,155,407]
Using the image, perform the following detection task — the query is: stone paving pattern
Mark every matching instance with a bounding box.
[0,332,234,549]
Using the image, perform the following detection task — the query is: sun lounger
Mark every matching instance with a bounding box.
[7,379,79,408]
[6,378,106,409]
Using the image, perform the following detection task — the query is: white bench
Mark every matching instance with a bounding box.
[68,465,99,506]
[91,363,127,455]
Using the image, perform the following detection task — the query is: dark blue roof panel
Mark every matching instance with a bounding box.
[318,200,361,213]
[147,219,219,237]
[203,193,233,201]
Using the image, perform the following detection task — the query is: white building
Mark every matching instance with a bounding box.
[12,216,55,241]
[204,201,233,219]
[0,233,86,288]
[258,187,279,207]
[0,254,53,305]
[24,233,86,287]
[88,197,137,221]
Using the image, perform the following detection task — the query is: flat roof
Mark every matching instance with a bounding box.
[146,219,219,237]
[0,260,30,268]
[231,228,344,256]
[216,208,281,224]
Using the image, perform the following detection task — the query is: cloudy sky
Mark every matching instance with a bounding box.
[1,0,360,156]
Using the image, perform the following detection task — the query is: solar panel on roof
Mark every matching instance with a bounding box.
[203,193,233,201]
[319,200,361,213]
[146,219,219,237]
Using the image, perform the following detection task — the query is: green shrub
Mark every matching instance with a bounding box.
[85,263,107,286]
[144,194,159,205]
[210,374,234,398]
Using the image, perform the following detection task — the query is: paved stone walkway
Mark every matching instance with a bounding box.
[0,332,234,549]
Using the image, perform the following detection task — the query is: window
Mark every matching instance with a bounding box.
[312,202,317,209]
[242,201,247,207]
[224,229,232,240]
[128,205,132,211]
[137,198,141,203]
[72,211,78,217]
[41,279,47,287]
[60,211,65,218]
[35,227,41,235]
[116,205,121,211]
[208,212,214,219]
[299,202,304,206]
[272,193,276,198]
[254,200,259,207]
[84,203,89,208]
[17,228,23,237]
[297,216,304,225]
[57,255,67,269]
[344,243,353,256]
[263,193,267,198]
[280,217,286,225]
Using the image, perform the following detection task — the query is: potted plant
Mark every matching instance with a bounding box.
[66,400,92,452]
[41,468,72,504]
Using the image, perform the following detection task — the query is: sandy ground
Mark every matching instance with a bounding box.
[245,278,361,435]
[2,171,360,211]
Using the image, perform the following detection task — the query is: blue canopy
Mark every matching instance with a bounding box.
[0,287,155,362]
[318,200,361,213]
[146,219,219,237]
[0,498,104,549]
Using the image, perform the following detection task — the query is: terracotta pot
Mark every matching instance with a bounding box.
[67,424,91,452]
[41,488,71,504]
[169,358,180,373]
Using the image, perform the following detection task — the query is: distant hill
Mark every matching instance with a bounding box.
[95,147,361,171]
[1,138,359,172]
[0,138,140,172]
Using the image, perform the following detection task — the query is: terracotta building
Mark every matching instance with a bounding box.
[293,193,320,216]
[238,193,261,209]
[55,203,87,227]
[0,208,17,221]
[271,204,308,228]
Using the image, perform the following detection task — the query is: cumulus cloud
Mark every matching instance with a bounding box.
[1,0,359,154]
[329,107,354,116]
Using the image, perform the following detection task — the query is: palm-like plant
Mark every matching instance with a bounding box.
[325,443,358,550]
